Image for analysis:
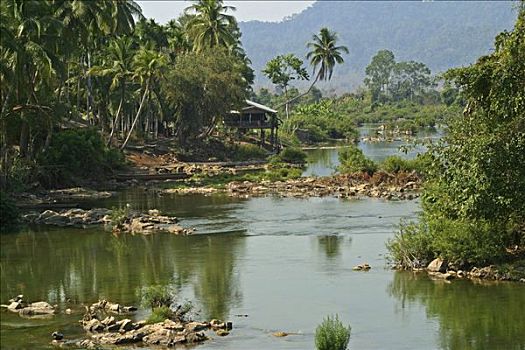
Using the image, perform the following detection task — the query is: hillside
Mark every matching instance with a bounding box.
[239,1,517,93]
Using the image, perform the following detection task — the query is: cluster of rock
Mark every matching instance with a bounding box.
[115,209,193,235]
[1,295,55,318]
[72,300,230,349]
[14,188,114,208]
[21,208,193,235]
[425,258,520,281]
[226,175,419,200]
[353,263,371,271]
[22,208,112,227]
[161,173,421,200]
[163,187,219,196]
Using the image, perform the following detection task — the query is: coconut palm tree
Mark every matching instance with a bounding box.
[184,0,237,52]
[307,27,349,84]
[278,27,348,108]
[89,36,135,145]
[121,48,167,149]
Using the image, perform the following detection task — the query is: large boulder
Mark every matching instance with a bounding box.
[427,258,448,273]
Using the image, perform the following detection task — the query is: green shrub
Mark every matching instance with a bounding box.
[379,155,427,174]
[110,206,130,231]
[147,306,174,324]
[315,314,351,350]
[387,217,513,268]
[386,220,436,268]
[0,192,19,229]
[138,285,174,310]
[265,166,302,181]
[272,147,307,164]
[338,146,377,174]
[229,143,268,161]
[38,128,124,186]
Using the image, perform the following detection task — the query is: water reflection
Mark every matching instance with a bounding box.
[0,228,246,321]
[388,272,525,350]
[317,234,346,259]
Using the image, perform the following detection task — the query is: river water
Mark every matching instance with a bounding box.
[303,125,442,177]
[1,131,524,349]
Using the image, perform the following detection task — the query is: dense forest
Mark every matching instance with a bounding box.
[240,1,517,91]
[0,0,256,189]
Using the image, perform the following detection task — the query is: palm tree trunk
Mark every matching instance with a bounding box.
[121,80,150,150]
[107,94,124,147]
[276,73,320,110]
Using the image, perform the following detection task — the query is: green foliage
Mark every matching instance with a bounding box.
[380,155,426,174]
[0,192,19,229]
[264,166,303,182]
[263,54,309,90]
[138,285,174,310]
[271,147,307,164]
[228,143,268,161]
[282,100,359,144]
[165,48,249,146]
[315,314,351,350]
[110,206,130,231]
[389,8,525,269]
[338,146,377,174]
[38,129,124,186]
[306,28,349,82]
[147,306,174,324]
[387,218,514,268]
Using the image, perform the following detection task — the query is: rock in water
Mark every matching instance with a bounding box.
[52,331,64,340]
[427,258,448,273]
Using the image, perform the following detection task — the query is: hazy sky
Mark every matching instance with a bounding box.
[137,1,316,23]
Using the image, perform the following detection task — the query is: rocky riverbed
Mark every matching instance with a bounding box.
[21,208,193,235]
[163,172,421,200]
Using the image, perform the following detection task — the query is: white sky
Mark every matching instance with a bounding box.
[137,1,316,23]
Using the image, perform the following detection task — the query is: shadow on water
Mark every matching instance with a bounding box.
[388,271,525,350]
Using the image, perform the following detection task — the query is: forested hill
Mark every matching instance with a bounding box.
[239,1,517,92]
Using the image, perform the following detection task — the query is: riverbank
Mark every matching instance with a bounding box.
[398,257,525,283]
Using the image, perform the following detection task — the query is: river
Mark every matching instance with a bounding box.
[303,124,442,177]
[1,130,524,349]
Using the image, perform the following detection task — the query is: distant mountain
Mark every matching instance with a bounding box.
[239,1,517,93]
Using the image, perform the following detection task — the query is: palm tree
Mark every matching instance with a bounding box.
[120,49,167,149]
[184,0,237,52]
[89,36,135,145]
[307,27,349,84]
[278,27,348,108]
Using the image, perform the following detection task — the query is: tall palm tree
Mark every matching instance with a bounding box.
[278,27,348,108]
[184,0,237,52]
[89,36,135,145]
[307,27,349,84]
[121,49,167,149]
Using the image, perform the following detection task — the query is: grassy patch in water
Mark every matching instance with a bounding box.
[162,164,304,190]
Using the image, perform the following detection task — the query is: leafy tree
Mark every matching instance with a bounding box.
[364,50,434,103]
[262,54,309,119]
[364,49,396,101]
[390,61,433,101]
[164,48,248,146]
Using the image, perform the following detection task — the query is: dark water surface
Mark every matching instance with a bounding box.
[1,190,524,349]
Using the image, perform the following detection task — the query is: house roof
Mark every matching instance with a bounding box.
[242,100,277,114]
